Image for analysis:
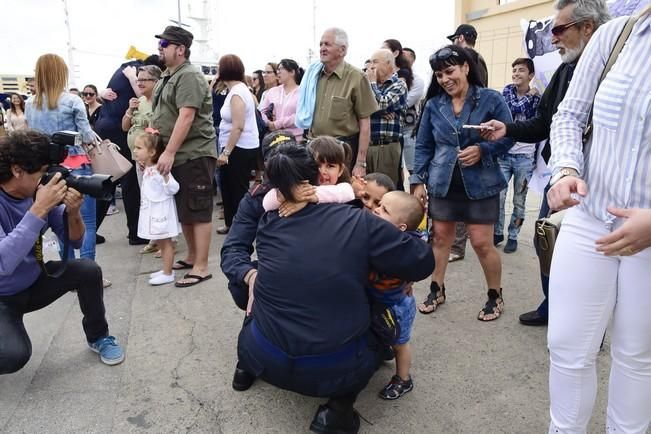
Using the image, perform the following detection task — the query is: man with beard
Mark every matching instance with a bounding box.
[480,0,611,326]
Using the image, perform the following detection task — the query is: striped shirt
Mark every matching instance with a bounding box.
[549,14,651,227]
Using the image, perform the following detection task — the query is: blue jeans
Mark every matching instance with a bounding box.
[495,153,535,240]
[59,165,96,261]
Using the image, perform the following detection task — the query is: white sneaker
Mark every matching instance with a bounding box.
[149,272,175,286]
[149,270,165,279]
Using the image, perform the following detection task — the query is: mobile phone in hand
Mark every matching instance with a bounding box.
[462,124,495,131]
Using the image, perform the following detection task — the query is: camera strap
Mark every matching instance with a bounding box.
[34,211,70,279]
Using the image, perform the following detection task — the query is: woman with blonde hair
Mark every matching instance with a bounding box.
[25,53,110,287]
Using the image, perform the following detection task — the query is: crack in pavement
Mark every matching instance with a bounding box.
[168,296,223,433]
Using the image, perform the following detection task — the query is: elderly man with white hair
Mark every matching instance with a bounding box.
[310,27,378,176]
[365,48,408,185]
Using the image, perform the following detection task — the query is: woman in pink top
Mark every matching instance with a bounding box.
[258,59,304,141]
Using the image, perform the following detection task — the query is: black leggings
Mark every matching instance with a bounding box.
[0,259,108,375]
[220,147,259,227]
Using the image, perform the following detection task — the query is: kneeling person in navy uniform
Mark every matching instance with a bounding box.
[232,143,434,433]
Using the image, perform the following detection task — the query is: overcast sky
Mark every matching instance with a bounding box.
[1,0,454,90]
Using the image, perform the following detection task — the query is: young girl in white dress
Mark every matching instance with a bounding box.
[133,128,180,285]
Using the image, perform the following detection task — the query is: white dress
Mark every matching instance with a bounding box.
[138,166,180,240]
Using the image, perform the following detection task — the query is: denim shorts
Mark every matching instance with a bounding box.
[392,295,416,345]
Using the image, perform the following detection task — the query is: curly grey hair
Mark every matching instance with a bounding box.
[554,0,611,30]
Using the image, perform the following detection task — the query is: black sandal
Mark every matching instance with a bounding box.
[478,288,504,321]
[418,282,446,314]
[379,375,413,400]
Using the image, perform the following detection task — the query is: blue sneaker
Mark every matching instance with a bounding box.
[88,335,125,366]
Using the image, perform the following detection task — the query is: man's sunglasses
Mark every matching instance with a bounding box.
[429,47,460,69]
[136,78,157,83]
[551,20,582,36]
[158,39,180,48]
[82,92,95,97]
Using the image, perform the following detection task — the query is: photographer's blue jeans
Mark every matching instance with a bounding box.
[495,153,535,241]
[59,165,96,261]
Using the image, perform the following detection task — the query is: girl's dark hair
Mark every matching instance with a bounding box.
[252,70,265,101]
[138,132,165,164]
[307,136,351,183]
[265,143,319,202]
[365,172,396,192]
[9,93,25,114]
[384,39,413,89]
[279,59,304,85]
[83,84,98,95]
[424,45,484,101]
[0,130,50,183]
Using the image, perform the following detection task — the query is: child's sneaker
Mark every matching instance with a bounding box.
[379,375,413,400]
[149,272,175,286]
[149,270,164,279]
[88,335,125,366]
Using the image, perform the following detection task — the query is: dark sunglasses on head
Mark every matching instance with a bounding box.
[551,20,582,36]
[158,38,180,48]
[82,92,95,97]
[429,47,460,69]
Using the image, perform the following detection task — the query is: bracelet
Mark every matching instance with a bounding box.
[355,161,367,168]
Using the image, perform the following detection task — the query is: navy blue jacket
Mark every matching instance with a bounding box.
[410,86,513,199]
[252,203,434,356]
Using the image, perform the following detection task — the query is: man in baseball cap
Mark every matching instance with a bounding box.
[155,25,194,48]
[447,24,478,44]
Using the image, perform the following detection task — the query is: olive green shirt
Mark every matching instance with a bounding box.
[151,61,217,166]
[311,61,378,137]
[126,96,152,151]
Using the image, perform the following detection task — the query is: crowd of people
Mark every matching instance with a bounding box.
[1,0,650,432]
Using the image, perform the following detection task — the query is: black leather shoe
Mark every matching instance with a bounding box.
[232,362,255,391]
[519,310,548,326]
[96,234,106,244]
[504,239,518,253]
[309,405,360,434]
[493,234,504,246]
[128,237,149,246]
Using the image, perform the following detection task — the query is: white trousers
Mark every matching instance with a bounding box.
[547,207,651,433]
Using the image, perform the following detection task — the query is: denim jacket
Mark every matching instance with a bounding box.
[25,93,95,157]
[409,86,513,200]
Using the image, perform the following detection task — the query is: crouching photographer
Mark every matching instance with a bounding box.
[0,130,124,375]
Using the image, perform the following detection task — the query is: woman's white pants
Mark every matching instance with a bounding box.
[548,207,651,434]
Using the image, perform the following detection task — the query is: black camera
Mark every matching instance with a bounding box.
[40,131,113,200]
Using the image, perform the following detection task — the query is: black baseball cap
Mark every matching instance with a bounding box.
[447,24,478,42]
[155,26,193,47]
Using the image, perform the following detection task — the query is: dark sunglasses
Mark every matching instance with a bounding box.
[158,38,180,48]
[82,92,95,97]
[136,78,157,83]
[551,20,582,36]
[429,47,460,69]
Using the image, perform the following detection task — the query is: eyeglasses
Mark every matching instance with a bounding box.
[158,38,180,48]
[551,20,582,36]
[429,47,460,69]
[82,92,95,97]
[136,78,157,83]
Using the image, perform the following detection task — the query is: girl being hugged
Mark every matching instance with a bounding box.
[133,128,180,285]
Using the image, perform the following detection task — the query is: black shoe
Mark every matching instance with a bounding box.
[493,234,504,246]
[128,237,149,246]
[96,234,106,244]
[504,239,518,253]
[519,310,548,326]
[232,362,255,391]
[309,405,360,434]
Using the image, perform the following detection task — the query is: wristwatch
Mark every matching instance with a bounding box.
[550,167,579,186]
[222,148,232,156]
[355,161,367,168]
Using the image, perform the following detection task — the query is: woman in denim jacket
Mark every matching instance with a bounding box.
[25,54,109,287]
[410,46,513,321]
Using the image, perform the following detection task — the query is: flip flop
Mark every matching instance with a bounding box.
[172,260,194,270]
[175,274,213,288]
